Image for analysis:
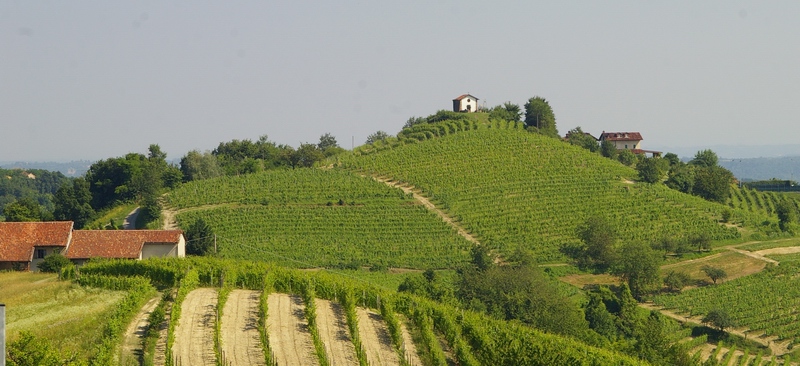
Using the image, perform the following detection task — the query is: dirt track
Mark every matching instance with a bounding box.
[220,290,265,365]
[400,318,422,366]
[172,288,218,365]
[267,293,317,366]
[316,299,358,366]
[357,308,399,366]
[120,295,160,365]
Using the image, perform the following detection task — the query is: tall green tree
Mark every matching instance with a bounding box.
[185,218,215,255]
[573,216,617,270]
[612,242,663,299]
[489,102,522,123]
[523,96,558,138]
[690,149,719,168]
[600,140,618,159]
[2,197,44,222]
[180,150,222,182]
[692,165,733,203]
[636,157,668,183]
[566,127,599,152]
[53,178,95,228]
[365,130,389,145]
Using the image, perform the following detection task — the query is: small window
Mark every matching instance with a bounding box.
[625,145,628,149]
[36,249,46,259]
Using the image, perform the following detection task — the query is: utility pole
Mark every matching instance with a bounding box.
[1,303,5,366]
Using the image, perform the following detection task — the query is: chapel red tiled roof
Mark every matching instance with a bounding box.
[66,230,183,259]
[599,132,643,141]
[453,94,479,101]
[0,222,73,261]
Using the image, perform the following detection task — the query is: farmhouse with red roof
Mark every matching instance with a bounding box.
[452,94,479,113]
[0,221,73,271]
[599,131,661,157]
[0,221,185,271]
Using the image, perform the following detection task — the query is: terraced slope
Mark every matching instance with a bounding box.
[340,127,742,262]
[167,169,473,268]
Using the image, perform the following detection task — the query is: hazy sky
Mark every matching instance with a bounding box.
[2,1,799,162]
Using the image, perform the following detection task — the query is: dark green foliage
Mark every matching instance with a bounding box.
[690,149,719,168]
[0,168,69,219]
[457,262,589,338]
[565,127,599,152]
[185,218,215,255]
[293,143,324,168]
[3,196,49,222]
[571,216,617,271]
[637,157,668,183]
[663,152,680,166]
[7,332,73,366]
[423,110,471,124]
[702,309,735,332]
[692,166,733,203]
[469,245,494,272]
[701,265,727,284]
[523,96,558,138]
[180,150,222,182]
[365,130,390,145]
[776,199,798,231]
[53,178,95,228]
[488,102,522,123]
[600,140,618,159]
[663,270,691,292]
[666,164,694,193]
[612,242,663,299]
[617,149,638,166]
[584,292,618,340]
[37,253,71,273]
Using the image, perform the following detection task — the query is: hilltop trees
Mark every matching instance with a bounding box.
[524,97,558,138]
[636,157,668,183]
[180,150,222,182]
[53,178,95,228]
[489,102,522,123]
[365,130,389,145]
[662,149,733,203]
[566,127,599,152]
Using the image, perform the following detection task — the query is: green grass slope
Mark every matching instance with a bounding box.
[166,169,473,268]
[339,127,742,262]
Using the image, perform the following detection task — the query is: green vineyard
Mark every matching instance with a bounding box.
[654,253,800,346]
[340,127,742,262]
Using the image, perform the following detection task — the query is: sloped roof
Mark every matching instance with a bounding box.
[66,230,183,260]
[0,222,73,262]
[599,132,643,141]
[453,94,479,101]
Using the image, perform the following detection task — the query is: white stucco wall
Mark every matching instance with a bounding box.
[29,247,63,272]
[141,244,178,259]
[458,97,478,112]
[612,140,641,150]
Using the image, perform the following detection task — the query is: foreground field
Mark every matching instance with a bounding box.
[0,272,126,359]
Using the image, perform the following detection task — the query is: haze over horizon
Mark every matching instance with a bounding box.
[3,1,799,162]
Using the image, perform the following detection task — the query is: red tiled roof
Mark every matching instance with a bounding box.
[453,94,479,101]
[599,132,643,141]
[66,230,183,260]
[0,222,73,262]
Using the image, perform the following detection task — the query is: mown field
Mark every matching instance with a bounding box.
[0,272,127,359]
[339,126,747,262]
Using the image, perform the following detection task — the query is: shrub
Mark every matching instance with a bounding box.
[37,253,72,273]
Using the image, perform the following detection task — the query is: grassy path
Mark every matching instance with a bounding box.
[120,295,160,365]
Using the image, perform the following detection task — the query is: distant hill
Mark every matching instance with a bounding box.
[718,156,800,181]
[0,160,93,177]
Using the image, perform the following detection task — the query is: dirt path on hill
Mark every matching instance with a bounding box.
[755,246,800,256]
[371,175,480,246]
[400,317,422,366]
[152,291,174,366]
[172,288,218,366]
[120,294,160,366]
[357,308,400,366]
[639,302,790,356]
[316,299,358,366]
[162,208,178,230]
[220,290,265,366]
[123,207,140,230]
[267,293,317,366]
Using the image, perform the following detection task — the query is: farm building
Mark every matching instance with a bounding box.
[65,230,186,266]
[452,94,479,112]
[0,221,185,271]
[599,131,661,157]
[0,221,73,271]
